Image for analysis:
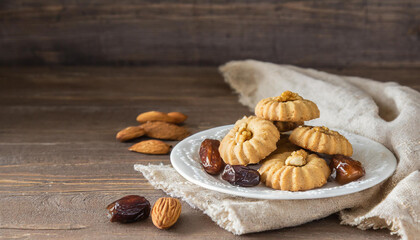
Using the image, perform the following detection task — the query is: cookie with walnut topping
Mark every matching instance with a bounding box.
[255,91,320,122]
[289,126,353,156]
[258,149,331,191]
[219,116,280,166]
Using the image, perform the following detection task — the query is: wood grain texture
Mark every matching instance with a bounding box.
[0,0,419,67]
[0,66,415,239]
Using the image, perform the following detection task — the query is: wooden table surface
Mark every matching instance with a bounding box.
[0,66,418,239]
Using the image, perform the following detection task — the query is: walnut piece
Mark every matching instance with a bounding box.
[285,149,308,166]
[235,123,253,144]
[312,126,340,136]
[273,91,303,102]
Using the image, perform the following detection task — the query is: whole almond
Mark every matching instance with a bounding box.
[167,112,188,124]
[136,111,176,123]
[151,197,181,229]
[141,122,189,140]
[129,140,171,155]
[116,126,146,142]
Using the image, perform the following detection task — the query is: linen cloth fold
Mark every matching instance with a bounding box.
[135,60,420,239]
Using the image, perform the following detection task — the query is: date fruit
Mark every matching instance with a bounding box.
[107,195,151,223]
[199,139,225,175]
[222,165,260,187]
[330,155,365,185]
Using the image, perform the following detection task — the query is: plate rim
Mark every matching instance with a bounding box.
[170,125,397,200]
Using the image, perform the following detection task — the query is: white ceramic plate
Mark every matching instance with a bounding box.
[170,125,397,200]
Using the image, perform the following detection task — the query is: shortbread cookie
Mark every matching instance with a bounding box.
[274,121,304,132]
[259,150,331,191]
[289,126,353,156]
[219,116,280,166]
[255,91,320,122]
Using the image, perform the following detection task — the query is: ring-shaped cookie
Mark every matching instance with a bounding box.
[289,126,353,156]
[255,91,320,122]
[258,150,331,191]
[219,116,280,166]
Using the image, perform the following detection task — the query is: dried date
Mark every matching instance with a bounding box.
[199,139,225,175]
[107,195,151,223]
[222,165,260,187]
[330,155,365,185]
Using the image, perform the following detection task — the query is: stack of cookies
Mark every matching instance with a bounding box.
[219,90,360,192]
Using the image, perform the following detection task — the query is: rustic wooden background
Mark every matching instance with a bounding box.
[1,0,419,67]
[2,66,415,239]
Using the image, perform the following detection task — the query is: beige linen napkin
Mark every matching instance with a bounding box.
[135,60,420,239]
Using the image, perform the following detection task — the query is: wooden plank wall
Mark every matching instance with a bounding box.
[0,0,419,67]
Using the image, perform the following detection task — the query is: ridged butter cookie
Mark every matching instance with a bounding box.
[258,150,331,191]
[219,116,280,166]
[289,126,353,156]
[255,91,320,122]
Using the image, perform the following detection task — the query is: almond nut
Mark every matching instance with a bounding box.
[167,112,188,124]
[141,122,189,140]
[129,140,171,155]
[136,111,188,124]
[151,197,181,229]
[136,111,176,123]
[116,126,146,142]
